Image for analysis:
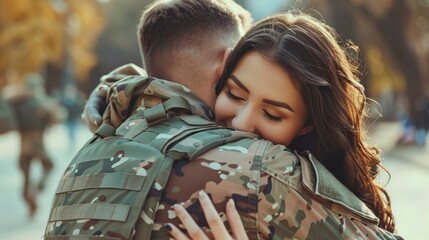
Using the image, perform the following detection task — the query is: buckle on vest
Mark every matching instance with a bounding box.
[143,96,193,127]
[144,103,169,126]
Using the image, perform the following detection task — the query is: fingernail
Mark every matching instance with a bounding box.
[173,204,183,212]
[228,198,235,208]
[199,190,208,200]
[165,223,172,232]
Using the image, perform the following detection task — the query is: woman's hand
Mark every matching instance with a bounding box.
[166,191,248,240]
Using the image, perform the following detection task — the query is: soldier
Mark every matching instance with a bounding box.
[3,73,59,218]
[48,1,402,240]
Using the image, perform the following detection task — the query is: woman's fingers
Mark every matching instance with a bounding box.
[226,199,248,240]
[197,191,232,240]
[165,223,190,240]
[173,204,210,240]
[169,191,249,240]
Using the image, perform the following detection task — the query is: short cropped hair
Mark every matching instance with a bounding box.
[138,0,242,80]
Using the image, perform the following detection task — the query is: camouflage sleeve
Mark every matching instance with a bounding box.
[82,64,149,131]
[258,143,404,240]
[98,64,156,128]
[99,63,148,88]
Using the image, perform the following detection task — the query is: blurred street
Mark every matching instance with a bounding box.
[0,122,428,239]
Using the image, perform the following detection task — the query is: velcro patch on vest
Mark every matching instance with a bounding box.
[56,173,145,193]
[177,115,215,126]
[49,203,130,222]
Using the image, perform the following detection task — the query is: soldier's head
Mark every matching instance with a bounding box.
[138,0,247,108]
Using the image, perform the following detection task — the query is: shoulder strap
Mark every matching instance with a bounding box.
[83,95,194,148]
[123,95,193,139]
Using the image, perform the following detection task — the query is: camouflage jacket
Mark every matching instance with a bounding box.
[46,64,403,240]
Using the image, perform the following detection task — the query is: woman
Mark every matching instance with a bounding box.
[168,11,396,239]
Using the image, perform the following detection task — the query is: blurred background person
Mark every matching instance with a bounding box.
[1,72,63,218]
[60,84,86,150]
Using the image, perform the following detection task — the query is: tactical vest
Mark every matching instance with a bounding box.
[44,96,256,240]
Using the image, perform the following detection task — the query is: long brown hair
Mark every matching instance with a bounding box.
[216,12,395,232]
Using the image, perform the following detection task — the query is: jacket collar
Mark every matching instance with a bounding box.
[103,63,215,128]
[298,151,379,224]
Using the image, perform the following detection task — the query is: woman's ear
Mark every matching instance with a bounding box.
[297,124,314,137]
[216,48,232,78]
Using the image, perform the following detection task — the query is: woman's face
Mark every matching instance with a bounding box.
[215,52,312,146]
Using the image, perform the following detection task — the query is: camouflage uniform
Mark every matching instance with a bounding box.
[44,64,403,240]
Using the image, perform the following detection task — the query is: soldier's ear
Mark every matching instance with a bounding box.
[216,48,232,79]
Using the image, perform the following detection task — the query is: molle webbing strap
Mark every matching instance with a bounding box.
[123,150,173,239]
[248,140,269,239]
[124,96,193,139]
[56,173,145,193]
[161,95,192,114]
[134,156,175,239]
[79,123,117,148]
[95,123,116,138]
[251,140,269,171]
[142,103,166,126]
[49,203,130,222]
[143,93,192,124]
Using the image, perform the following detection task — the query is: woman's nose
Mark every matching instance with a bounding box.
[231,106,256,133]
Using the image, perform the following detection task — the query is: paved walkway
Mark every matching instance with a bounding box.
[363,121,429,238]
[0,122,427,239]
[0,124,92,240]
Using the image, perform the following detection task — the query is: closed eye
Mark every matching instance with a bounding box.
[263,109,282,122]
[224,88,245,101]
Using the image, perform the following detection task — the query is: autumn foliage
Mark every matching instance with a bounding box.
[0,0,104,86]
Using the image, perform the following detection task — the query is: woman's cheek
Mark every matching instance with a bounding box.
[260,123,293,146]
[261,124,278,143]
[214,94,232,122]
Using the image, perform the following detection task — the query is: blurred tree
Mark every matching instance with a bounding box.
[307,0,429,125]
[66,0,105,81]
[0,0,104,88]
[86,0,151,94]
[353,0,428,127]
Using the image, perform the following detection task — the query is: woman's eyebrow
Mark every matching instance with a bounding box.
[263,99,294,112]
[229,75,249,93]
